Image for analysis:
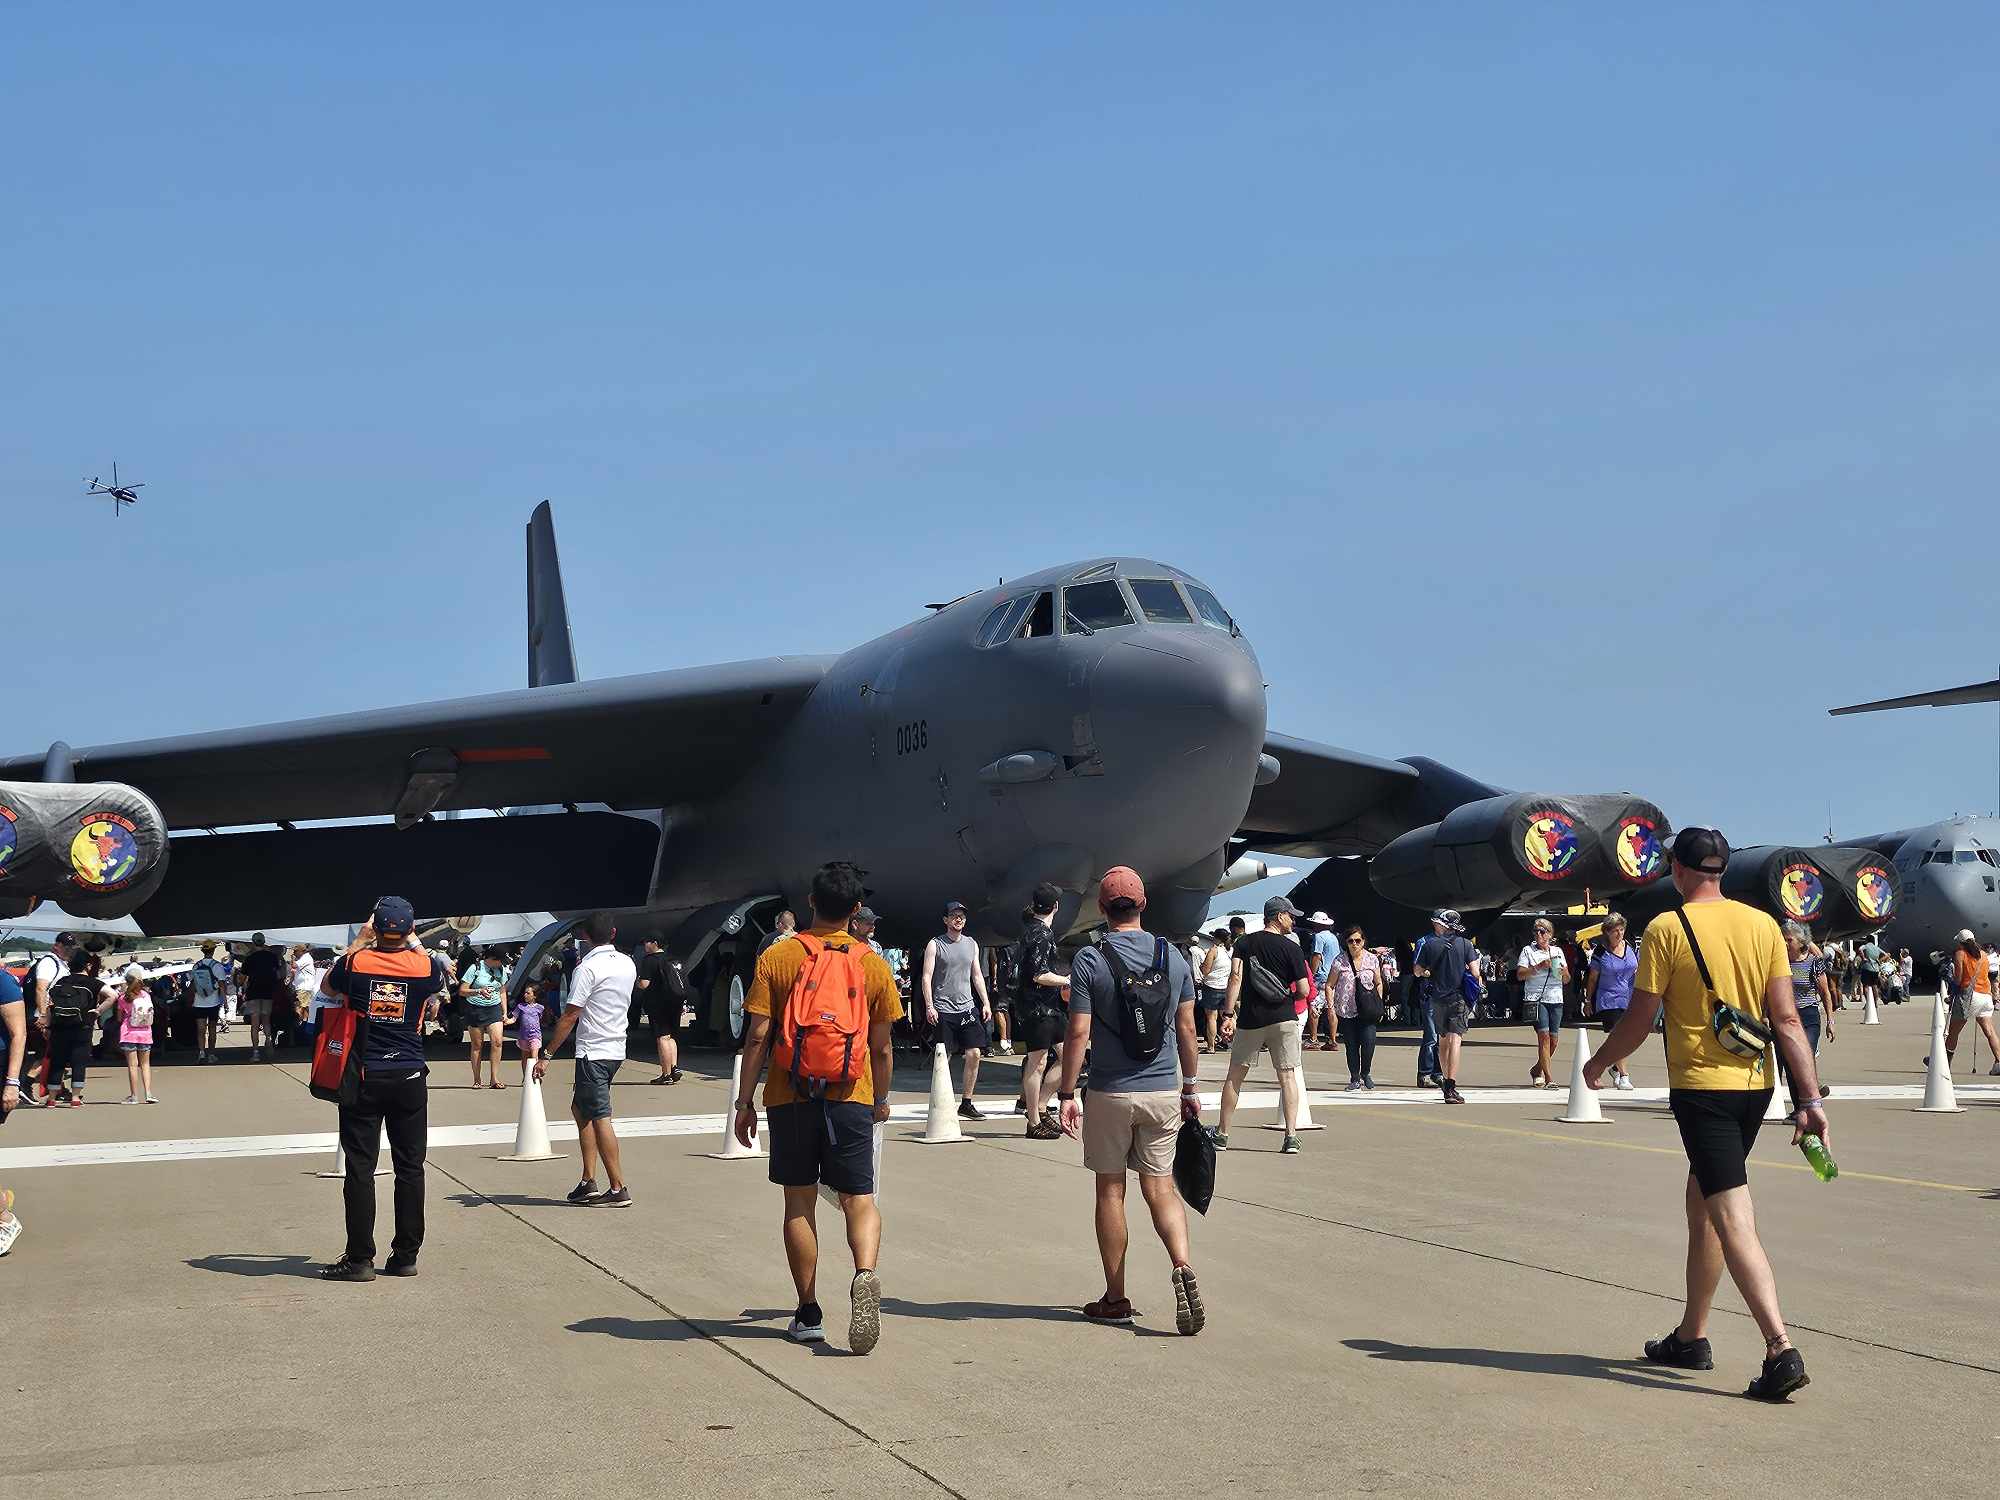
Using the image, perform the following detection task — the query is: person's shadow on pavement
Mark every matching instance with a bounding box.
[185,1253,323,1279]
[1343,1338,1729,1397]
[568,1312,856,1354]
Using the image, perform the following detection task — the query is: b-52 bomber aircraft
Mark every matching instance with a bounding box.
[0,504,1677,988]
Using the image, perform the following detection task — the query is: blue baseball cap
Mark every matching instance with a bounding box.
[372,895,416,935]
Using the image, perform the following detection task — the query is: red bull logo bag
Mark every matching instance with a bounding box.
[309,1004,364,1106]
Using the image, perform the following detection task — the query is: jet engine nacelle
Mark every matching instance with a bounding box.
[0,780,171,918]
[1618,844,1902,941]
[1369,793,1670,911]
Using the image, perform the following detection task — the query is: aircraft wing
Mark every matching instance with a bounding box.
[1829,677,2000,716]
[0,657,835,830]
[1237,733,1423,856]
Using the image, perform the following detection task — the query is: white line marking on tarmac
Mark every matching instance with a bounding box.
[1,1082,1992,1171]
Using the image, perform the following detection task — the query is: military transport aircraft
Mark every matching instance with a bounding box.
[0,503,1675,990]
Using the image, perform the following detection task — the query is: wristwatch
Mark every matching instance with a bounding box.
[734,1099,756,1112]
[1057,1091,1076,1102]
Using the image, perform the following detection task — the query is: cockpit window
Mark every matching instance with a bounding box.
[1186,584,1233,631]
[1978,849,1998,867]
[975,596,1032,648]
[1019,591,1055,640]
[1956,850,1979,863]
[1071,562,1117,582]
[1063,580,1134,632]
[1130,579,1193,624]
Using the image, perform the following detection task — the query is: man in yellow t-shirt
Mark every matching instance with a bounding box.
[734,862,903,1354]
[1584,827,1828,1403]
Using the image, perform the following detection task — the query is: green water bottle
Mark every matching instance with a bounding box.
[1799,1132,1838,1182]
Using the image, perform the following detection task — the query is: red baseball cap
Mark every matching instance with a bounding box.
[1097,866,1147,911]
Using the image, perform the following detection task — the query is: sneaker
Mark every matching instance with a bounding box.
[1443,1084,1465,1105]
[1171,1264,1205,1336]
[0,1212,21,1257]
[68,1095,83,1108]
[1361,1076,1375,1091]
[996,1040,1014,1055]
[956,1099,986,1121]
[1642,1327,1714,1370]
[319,1256,376,1283]
[587,1186,633,1209]
[1211,1132,1229,1151]
[849,1269,882,1355]
[1990,1062,2000,1077]
[1745,1345,1809,1401]
[122,1094,139,1105]
[668,1069,684,1083]
[565,1179,601,1205]
[1083,1296,1135,1325]
[649,1073,673,1085]
[1615,1072,1635,1092]
[1013,1096,1027,1114]
[1279,1134,1301,1154]
[382,1256,419,1277]
[1344,1079,1362,1093]
[145,1093,158,1104]
[787,1304,826,1344]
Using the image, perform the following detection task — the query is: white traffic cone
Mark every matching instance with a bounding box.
[1556,1025,1609,1125]
[1763,1049,1790,1121]
[318,1123,392,1177]
[917,1044,968,1144]
[1860,987,1880,1025]
[1917,990,1963,1114]
[1265,1020,1324,1130]
[499,1074,564,1162]
[708,1052,765,1159]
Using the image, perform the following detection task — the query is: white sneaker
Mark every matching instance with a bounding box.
[121,1095,139,1105]
[145,1093,158,1104]
[786,1315,826,1344]
[0,1213,18,1256]
[996,1041,1014,1055]
[1615,1072,1635,1091]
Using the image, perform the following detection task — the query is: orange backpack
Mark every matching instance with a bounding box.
[772,933,872,1095]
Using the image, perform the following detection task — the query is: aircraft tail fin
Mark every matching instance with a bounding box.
[526,501,579,688]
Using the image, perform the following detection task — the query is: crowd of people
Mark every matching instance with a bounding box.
[2,826,1993,1402]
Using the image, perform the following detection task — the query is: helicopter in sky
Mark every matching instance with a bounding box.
[85,462,144,517]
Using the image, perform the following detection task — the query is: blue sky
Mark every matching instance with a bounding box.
[7,5,1997,863]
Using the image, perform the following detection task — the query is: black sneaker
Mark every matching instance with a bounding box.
[1746,1346,1808,1401]
[669,1069,683,1083]
[587,1186,633,1209]
[320,1256,376,1283]
[1643,1328,1714,1371]
[382,1256,419,1277]
[956,1099,986,1121]
[565,1179,600,1205]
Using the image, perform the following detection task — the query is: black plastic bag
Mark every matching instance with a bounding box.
[1173,1118,1215,1215]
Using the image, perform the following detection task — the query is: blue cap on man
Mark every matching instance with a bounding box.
[372,895,416,936]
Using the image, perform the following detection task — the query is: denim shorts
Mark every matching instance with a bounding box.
[572,1058,621,1121]
[1534,1000,1565,1034]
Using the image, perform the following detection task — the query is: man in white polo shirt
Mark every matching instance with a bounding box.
[535,912,637,1208]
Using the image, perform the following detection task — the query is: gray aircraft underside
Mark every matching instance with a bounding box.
[1831,816,2000,956]
[0,504,1669,967]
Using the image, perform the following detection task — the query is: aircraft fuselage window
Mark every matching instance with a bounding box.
[977,596,1032,648]
[1130,579,1193,624]
[1018,592,1055,640]
[1063,580,1134,633]
[1187,585,1233,631]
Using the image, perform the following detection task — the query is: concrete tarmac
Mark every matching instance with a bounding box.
[4,998,1996,1498]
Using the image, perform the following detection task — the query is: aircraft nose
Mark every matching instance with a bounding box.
[1089,633,1268,790]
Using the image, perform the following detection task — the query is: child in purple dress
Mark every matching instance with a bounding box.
[513,982,546,1082]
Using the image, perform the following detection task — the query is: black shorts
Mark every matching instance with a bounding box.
[1669,1088,1769,1198]
[768,1099,876,1195]
[1017,1006,1066,1052]
[572,1058,621,1122]
[645,998,683,1039]
[935,1013,988,1055]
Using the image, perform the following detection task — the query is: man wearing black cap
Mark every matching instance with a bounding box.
[318,896,451,1282]
[1584,827,1827,1401]
[1412,909,1475,1102]
[920,900,992,1120]
[1217,894,1312,1151]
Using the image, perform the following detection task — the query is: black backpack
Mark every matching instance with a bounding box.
[47,973,101,1023]
[1096,935,1176,1064]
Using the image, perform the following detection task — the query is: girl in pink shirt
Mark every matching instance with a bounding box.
[116,966,158,1104]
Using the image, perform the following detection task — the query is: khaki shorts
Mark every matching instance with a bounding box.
[243,996,273,1023]
[1082,1089,1182,1176]
[1229,1018,1302,1070]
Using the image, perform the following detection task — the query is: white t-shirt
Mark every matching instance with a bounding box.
[569,943,637,1061]
[292,955,320,994]
[30,953,65,1005]
[1517,943,1567,1004]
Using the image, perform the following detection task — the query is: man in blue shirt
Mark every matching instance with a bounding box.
[1057,867,1205,1335]
[1412,909,1475,1103]
[1305,913,1340,1049]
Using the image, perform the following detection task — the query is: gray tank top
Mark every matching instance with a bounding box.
[929,935,976,1013]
